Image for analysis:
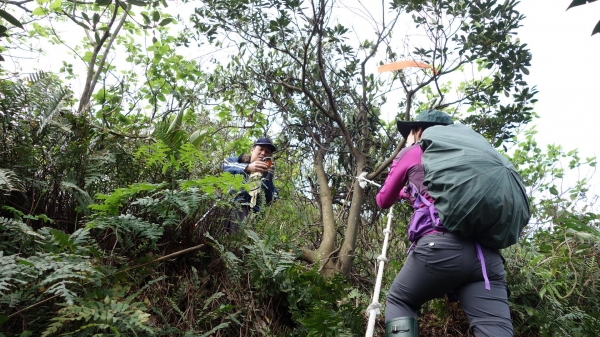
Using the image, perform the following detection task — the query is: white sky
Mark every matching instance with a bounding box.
[515,0,600,204]
[516,0,600,159]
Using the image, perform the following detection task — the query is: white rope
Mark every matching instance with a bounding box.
[357,172,381,188]
[365,206,394,337]
[357,172,392,337]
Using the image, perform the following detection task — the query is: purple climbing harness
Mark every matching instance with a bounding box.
[407,183,491,291]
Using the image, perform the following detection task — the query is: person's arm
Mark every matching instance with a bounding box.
[223,156,249,175]
[376,145,423,209]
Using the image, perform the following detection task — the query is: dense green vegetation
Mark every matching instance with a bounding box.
[1,0,598,336]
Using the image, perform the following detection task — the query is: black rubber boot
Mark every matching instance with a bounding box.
[385,317,418,337]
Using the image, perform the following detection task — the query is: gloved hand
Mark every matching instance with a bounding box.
[399,186,410,200]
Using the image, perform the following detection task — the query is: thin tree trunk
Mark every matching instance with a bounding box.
[301,143,337,275]
[336,154,366,275]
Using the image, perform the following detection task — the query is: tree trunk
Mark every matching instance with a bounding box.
[336,174,365,276]
[301,142,337,276]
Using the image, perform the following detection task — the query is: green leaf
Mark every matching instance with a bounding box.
[159,18,172,26]
[74,20,90,30]
[538,244,553,253]
[0,9,24,29]
[83,51,93,62]
[167,109,184,134]
[127,0,148,6]
[592,20,600,36]
[0,314,7,325]
[190,129,207,147]
[31,22,49,37]
[567,0,597,10]
[49,228,71,246]
[549,186,559,195]
[32,7,47,16]
[96,0,112,6]
[17,259,35,267]
[152,11,160,22]
[49,0,62,11]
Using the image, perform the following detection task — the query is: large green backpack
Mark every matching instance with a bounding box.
[419,124,530,249]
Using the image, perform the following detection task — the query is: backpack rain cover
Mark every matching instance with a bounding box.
[420,124,530,249]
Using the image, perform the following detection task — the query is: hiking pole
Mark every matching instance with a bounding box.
[357,172,391,337]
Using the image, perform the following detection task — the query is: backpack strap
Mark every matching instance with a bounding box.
[407,182,443,230]
[475,242,491,291]
[407,183,491,291]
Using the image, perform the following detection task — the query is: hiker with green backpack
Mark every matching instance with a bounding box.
[376,110,530,337]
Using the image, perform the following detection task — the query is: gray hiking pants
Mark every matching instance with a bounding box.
[385,232,513,337]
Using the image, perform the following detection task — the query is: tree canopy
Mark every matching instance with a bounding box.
[0,0,599,336]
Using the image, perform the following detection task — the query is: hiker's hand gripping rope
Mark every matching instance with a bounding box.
[357,171,381,188]
[357,172,391,337]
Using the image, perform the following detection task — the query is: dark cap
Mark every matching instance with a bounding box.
[396,109,453,139]
[253,137,277,153]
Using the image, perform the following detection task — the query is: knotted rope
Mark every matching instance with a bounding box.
[357,172,393,337]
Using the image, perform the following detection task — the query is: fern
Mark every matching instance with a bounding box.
[202,292,224,311]
[178,142,207,172]
[205,232,242,280]
[0,253,37,296]
[179,173,245,196]
[2,72,71,135]
[197,322,229,337]
[0,216,45,254]
[60,181,94,215]
[135,140,173,172]
[90,183,164,215]
[86,214,163,251]
[0,168,22,192]
[42,285,155,337]
[244,229,296,292]
[0,219,104,312]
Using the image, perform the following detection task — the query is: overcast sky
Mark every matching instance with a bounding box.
[516,1,600,158]
[515,0,600,204]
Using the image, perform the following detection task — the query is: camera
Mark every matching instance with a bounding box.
[262,157,273,168]
[262,157,274,180]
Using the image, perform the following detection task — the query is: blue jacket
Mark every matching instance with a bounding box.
[222,156,278,211]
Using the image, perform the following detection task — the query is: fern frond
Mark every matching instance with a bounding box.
[202,291,224,311]
[198,322,229,337]
[0,168,22,192]
[27,71,49,84]
[38,84,68,132]
[0,253,37,296]
[60,180,94,212]
[86,214,163,251]
[42,287,155,337]
[0,216,45,254]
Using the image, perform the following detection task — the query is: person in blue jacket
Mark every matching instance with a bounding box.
[222,138,278,232]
